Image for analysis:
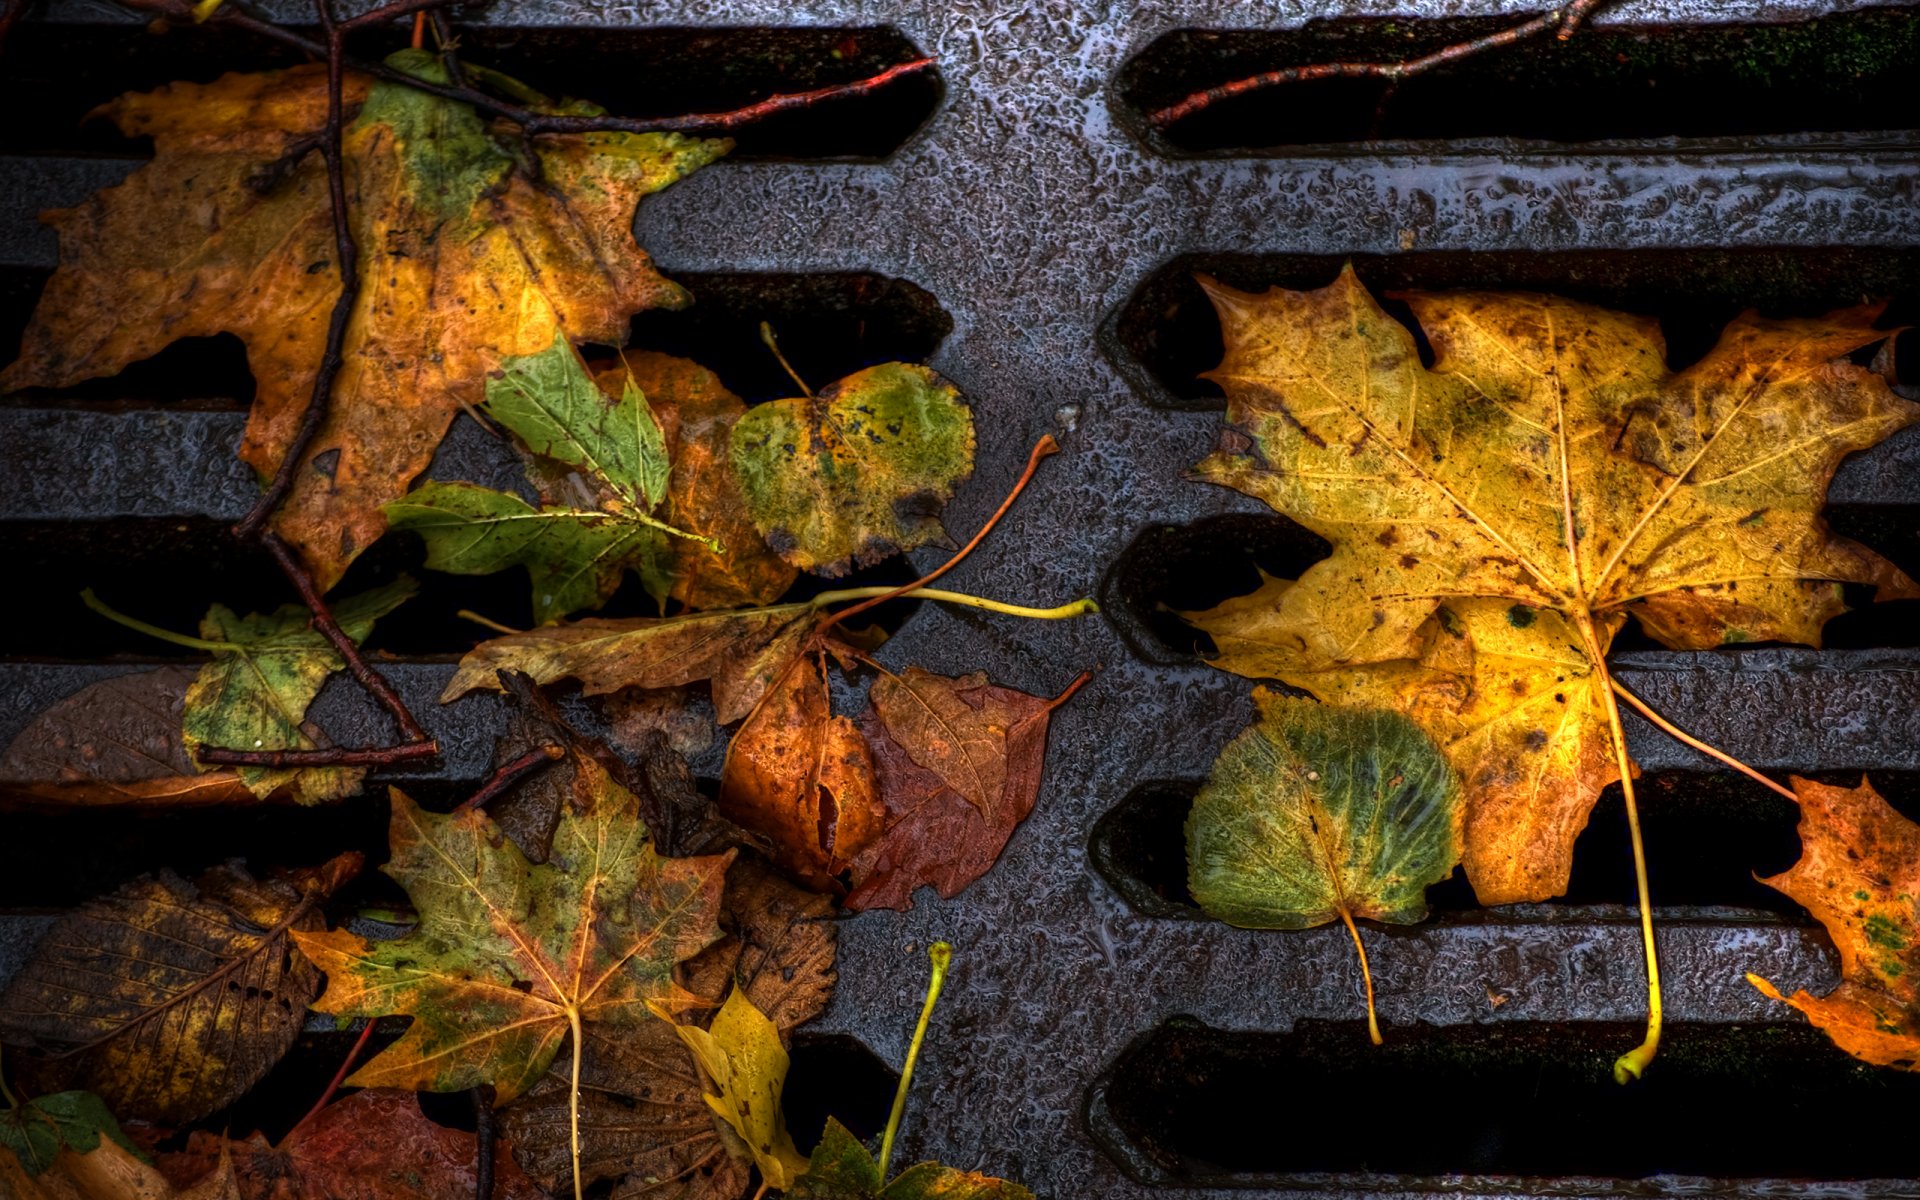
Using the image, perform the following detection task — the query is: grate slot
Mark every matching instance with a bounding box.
[0,23,940,161]
[1116,8,1920,155]
[1092,774,1920,918]
[1110,248,1920,411]
[1091,1016,1920,1183]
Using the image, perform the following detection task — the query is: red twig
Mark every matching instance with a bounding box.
[196,742,441,768]
[816,435,1060,637]
[1149,0,1609,127]
[287,1020,376,1140]
[453,744,566,814]
[263,533,433,744]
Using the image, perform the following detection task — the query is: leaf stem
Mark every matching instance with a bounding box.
[457,609,525,636]
[81,589,244,653]
[1609,678,1796,801]
[286,1020,375,1141]
[878,942,952,1181]
[811,586,1097,622]
[1338,908,1383,1046]
[759,322,813,397]
[1578,614,1662,1083]
[567,1004,585,1200]
[454,744,565,814]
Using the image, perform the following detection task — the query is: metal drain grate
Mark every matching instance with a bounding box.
[3,1,1920,1196]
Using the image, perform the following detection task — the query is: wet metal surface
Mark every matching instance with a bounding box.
[2,0,1919,1195]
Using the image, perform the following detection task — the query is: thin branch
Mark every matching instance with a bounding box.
[262,534,433,745]
[454,744,566,814]
[816,435,1061,636]
[1149,0,1610,127]
[1610,678,1796,801]
[286,1020,377,1140]
[232,0,360,541]
[195,742,441,767]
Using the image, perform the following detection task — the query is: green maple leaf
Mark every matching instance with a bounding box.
[385,333,713,624]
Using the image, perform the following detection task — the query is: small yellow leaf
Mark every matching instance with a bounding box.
[658,987,810,1188]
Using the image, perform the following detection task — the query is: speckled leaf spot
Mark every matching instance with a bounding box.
[729,362,976,576]
[0,50,725,588]
[1186,691,1462,1043]
[1750,776,1920,1071]
[1181,268,1920,906]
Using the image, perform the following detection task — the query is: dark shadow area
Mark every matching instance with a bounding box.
[783,1034,900,1153]
[1119,8,1920,154]
[1095,1016,1920,1180]
[0,23,940,160]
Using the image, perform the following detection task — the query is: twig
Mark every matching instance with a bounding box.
[262,534,433,745]
[195,742,441,767]
[454,744,566,814]
[232,0,359,542]
[1149,0,1610,127]
[112,0,935,136]
[472,1086,496,1200]
[286,1020,376,1140]
[816,435,1061,636]
[1610,678,1797,801]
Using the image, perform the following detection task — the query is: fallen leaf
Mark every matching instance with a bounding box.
[659,987,809,1190]
[788,1118,1033,1200]
[606,686,716,762]
[730,363,975,576]
[719,650,882,893]
[386,336,702,625]
[612,351,798,611]
[440,603,818,725]
[1181,268,1920,903]
[1749,776,1920,1071]
[1185,691,1462,1040]
[843,669,1081,912]
[0,854,360,1124]
[183,578,414,804]
[2,1129,238,1200]
[0,1092,144,1179]
[291,770,732,1103]
[501,857,835,1199]
[156,1089,543,1200]
[0,52,724,586]
[0,669,251,808]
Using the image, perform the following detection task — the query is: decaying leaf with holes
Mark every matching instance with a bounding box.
[155,1090,544,1200]
[0,853,360,1124]
[613,351,798,611]
[502,859,835,1200]
[0,50,725,587]
[182,578,414,804]
[843,668,1087,911]
[290,767,731,1104]
[386,336,714,625]
[1181,268,1920,904]
[1185,691,1462,1042]
[656,987,809,1190]
[1749,777,1920,1071]
[730,362,975,576]
[0,668,252,808]
[790,1118,1034,1200]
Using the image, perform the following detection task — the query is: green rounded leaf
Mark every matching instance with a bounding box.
[729,362,975,576]
[1186,691,1462,930]
[0,1091,143,1178]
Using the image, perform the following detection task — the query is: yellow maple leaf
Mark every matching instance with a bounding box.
[0,51,725,587]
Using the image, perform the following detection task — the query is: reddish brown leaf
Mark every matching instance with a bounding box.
[157,1090,543,1200]
[844,669,1082,911]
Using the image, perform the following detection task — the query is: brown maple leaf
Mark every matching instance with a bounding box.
[0,52,724,586]
[1181,268,1919,906]
[1749,776,1919,1071]
[156,1090,544,1200]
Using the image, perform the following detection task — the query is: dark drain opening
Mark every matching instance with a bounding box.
[0,23,940,161]
[0,516,925,660]
[1093,1016,1920,1181]
[782,1034,900,1153]
[1,269,951,408]
[1092,773,1920,917]
[1110,248,1920,410]
[1117,8,1920,154]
